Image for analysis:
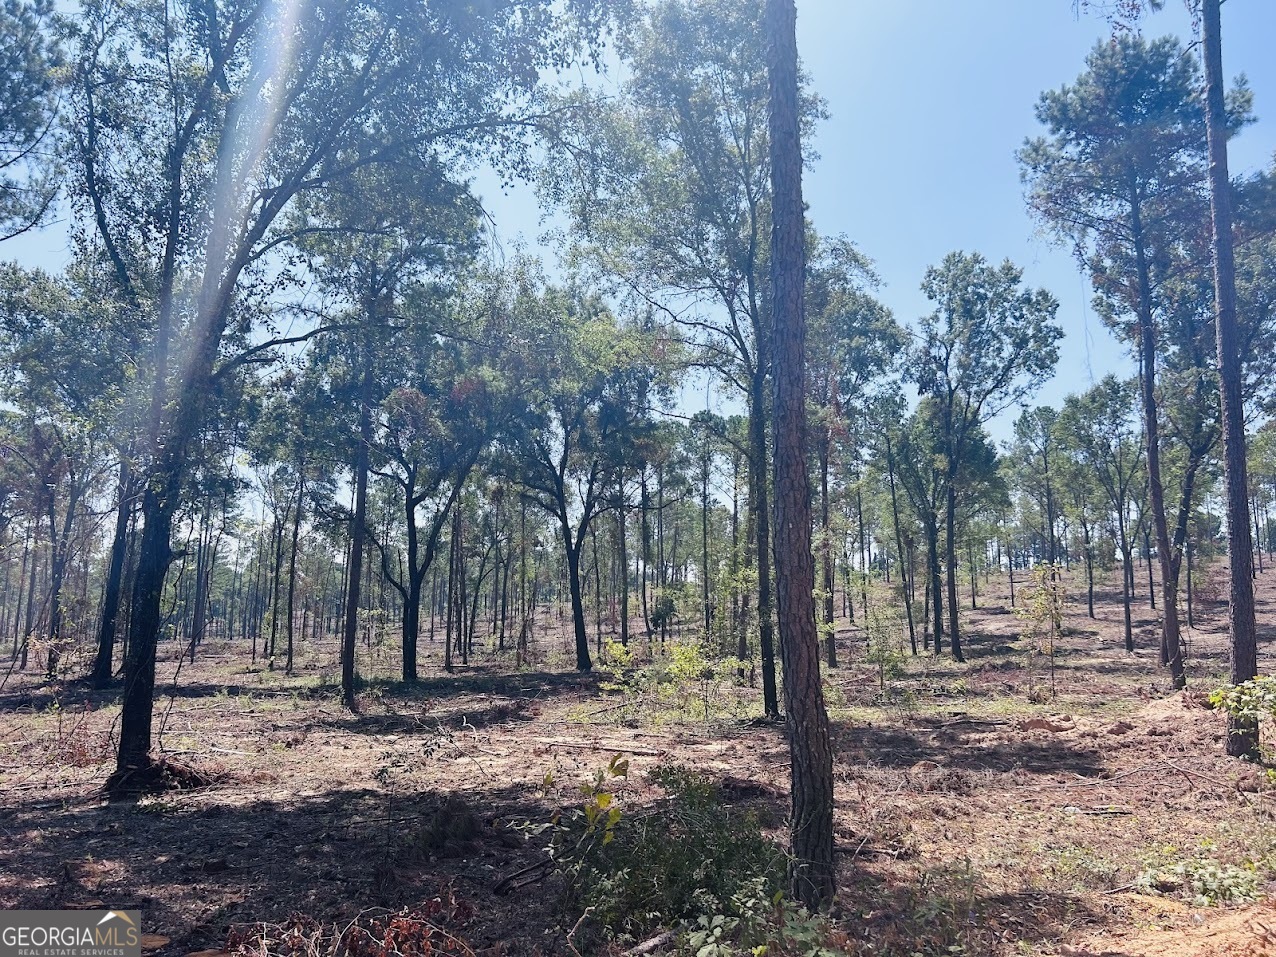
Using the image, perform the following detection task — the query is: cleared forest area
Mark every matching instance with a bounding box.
[5,0,1276,953]
[2,562,1274,956]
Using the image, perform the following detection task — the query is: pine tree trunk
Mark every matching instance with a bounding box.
[341,340,374,709]
[767,0,834,909]
[286,478,304,675]
[819,434,836,666]
[885,435,917,654]
[1131,202,1185,689]
[1202,0,1258,756]
[93,460,132,687]
[749,366,780,717]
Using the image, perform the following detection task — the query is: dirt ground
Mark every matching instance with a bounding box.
[2,560,1275,956]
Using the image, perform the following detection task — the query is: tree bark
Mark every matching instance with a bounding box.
[1131,199,1184,689]
[563,528,592,671]
[885,435,917,655]
[819,434,836,666]
[1202,0,1258,757]
[341,337,374,709]
[749,367,780,717]
[767,0,834,910]
[93,459,132,687]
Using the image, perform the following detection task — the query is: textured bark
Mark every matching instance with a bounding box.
[884,434,917,655]
[286,479,304,675]
[341,341,374,709]
[749,368,780,717]
[766,0,834,910]
[1131,202,1185,689]
[115,486,174,774]
[819,436,836,666]
[563,530,592,672]
[92,460,132,688]
[1202,0,1258,758]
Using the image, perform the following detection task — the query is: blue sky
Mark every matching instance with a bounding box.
[11,0,1276,439]
[793,0,1276,431]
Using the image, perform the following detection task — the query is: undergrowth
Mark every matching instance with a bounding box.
[535,759,849,954]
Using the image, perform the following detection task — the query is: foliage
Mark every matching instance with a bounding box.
[1016,564,1066,701]
[1134,856,1262,907]
[0,0,59,238]
[596,639,753,725]
[683,885,852,957]
[1210,675,1276,758]
[542,761,786,946]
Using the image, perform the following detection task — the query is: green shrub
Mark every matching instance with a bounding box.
[546,762,786,946]
[1134,856,1261,907]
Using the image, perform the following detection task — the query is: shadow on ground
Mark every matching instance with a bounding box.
[832,718,1106,776]
[0,780,560,955]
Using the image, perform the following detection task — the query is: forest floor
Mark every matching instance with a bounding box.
[2,562,1276,956]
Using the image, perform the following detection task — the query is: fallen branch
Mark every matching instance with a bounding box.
[938,717,1011,728]
[623,931,676,955]
[582,698,649,719]
[834,843,905,858]
[1163,761,1236,794]
[526,737,665,757]
[493,857,553,896]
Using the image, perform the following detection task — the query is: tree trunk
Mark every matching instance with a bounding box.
[402,482,420,683]
[114,484,174,776]
[93,460,132,687]
[928,523,944,654]
[1131,201,1185,689]
[767,0,834,909]
[819,434,836,666]
[885,435,917,655]
[341,340,374,709]
[703,449,714,639]
[749,366,780,718]
[563,528,592,672]
[945,479,964,662]
[854,486,867,623]
[286,478,304,675]
[640,469,653,640]
[618,489,630,648]
[1203,0,1258,756]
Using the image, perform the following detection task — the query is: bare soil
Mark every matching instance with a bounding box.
[2,561,1275,956]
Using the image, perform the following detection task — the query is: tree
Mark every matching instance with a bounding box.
[806,236,902,666]
[1201,0,1257,759]
[542,0,826,716]
[1020,34,1251,690]
[766,0,833,910]
[291,156,478,703]
[1058,376,1145,652]
[0,265,129,676]
[909,252,1061,662]
[1010,406,1063,568]
[504,283,662,673]
[79,0,612,780]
